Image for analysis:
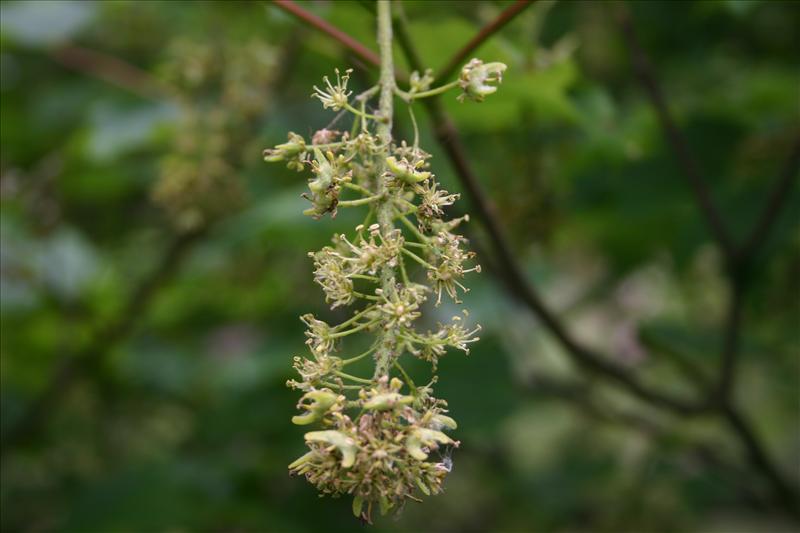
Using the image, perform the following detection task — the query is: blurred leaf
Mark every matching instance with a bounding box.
[0,0,97,47]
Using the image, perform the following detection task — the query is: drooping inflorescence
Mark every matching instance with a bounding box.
[264,5,505,521]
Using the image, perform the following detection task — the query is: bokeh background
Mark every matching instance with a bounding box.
[1,1,798,531]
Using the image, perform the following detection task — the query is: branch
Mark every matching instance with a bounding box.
[51,43,168,100]
[615,3,737,262]
[722,405,800,517]
[438,0,535,83]
[1,230,203,456]
[523,373,662,435]
[616,3,799,515]
[273,0,381,69]
[392,13,703,417]
[262,1,800,516]
[523,372,773,511]
[717,278,745,402]
[738,135,800,263]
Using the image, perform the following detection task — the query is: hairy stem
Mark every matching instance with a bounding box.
[373,0,397,380]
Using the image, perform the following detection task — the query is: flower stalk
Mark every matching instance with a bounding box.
[374,0,399,381]
[264,0,506,521]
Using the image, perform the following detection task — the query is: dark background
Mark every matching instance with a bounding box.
[1,1,798,531]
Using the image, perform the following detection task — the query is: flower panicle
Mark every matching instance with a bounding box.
[263,54,506,521]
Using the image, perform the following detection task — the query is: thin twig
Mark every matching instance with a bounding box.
[273,0,381,69]
[392,13,704,416]
[1,230,203,456]
[616,2,799,515]
[523,373,774,512]
[722,405,800,517]
[717,278,745,402]
[738,135,800,263]
[616,3,736,262]
[265,0,799,515]
[438,0,535,83]
[51,43,168,100]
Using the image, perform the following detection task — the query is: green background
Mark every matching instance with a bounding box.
[1,1,798,531]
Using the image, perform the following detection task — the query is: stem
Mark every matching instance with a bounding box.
[401,247,435,270]
[373,0,398,381]
[338,194,382,208]
[344,101,380,120]
[329,319,378,338]
[393,360,417,392]
[335,370,374,385]
[395,80,460,101]
[408,104,420,149]
[306,142,346,151]
[320,380,362,390]
[332,305,376,331]
[342,182,374,196]
[350,273,380,282]
[353,291,381,301]
[341,344,379,365]
[399,215,428,242]
[399,252,410,284]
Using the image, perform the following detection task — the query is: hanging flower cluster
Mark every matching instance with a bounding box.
[154,39,278,231]
[264,52,504,522]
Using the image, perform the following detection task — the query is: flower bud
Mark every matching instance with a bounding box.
[305,430,358,467]
[386,156,431,184]
[457,59,507,103]
[263,132,307,170]
[431,414,458,430]
[352,495,364,518]
[363,392,414,411]
[292,390,339,425]
[405,428,454,460]
[409,68,434,93]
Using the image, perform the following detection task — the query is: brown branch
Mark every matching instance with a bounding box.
[523,373,662,435]
[272,0,705,414]
[616,4,737,263]
[1,230,202,456]
[392,14,704,417]
[616,3,799,516]
[717,278,745,402]
[51,43,168,100]
[523,373,773,511]
[738,135,800,264]
[267,0,799,515]
[273,0,381,69]
[438,0,535,83]
[722,405,800,517]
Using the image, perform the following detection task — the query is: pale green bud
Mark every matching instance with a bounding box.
[292,390,339,425]
[363,392,414,411]
[305,430,358,467]
[405,428,454,460]
[457,59,507,103]
[386,156,431,184]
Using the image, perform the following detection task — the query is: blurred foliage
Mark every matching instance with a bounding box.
[0,1,798,532]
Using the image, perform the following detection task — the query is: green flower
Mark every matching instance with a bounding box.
[263,132,307,171]
[405,428,454,460]
[305,430,358,468]
[292,390,340,425]
[312,68,353,111]
[457,59,507,103]
[386,156,431,184]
